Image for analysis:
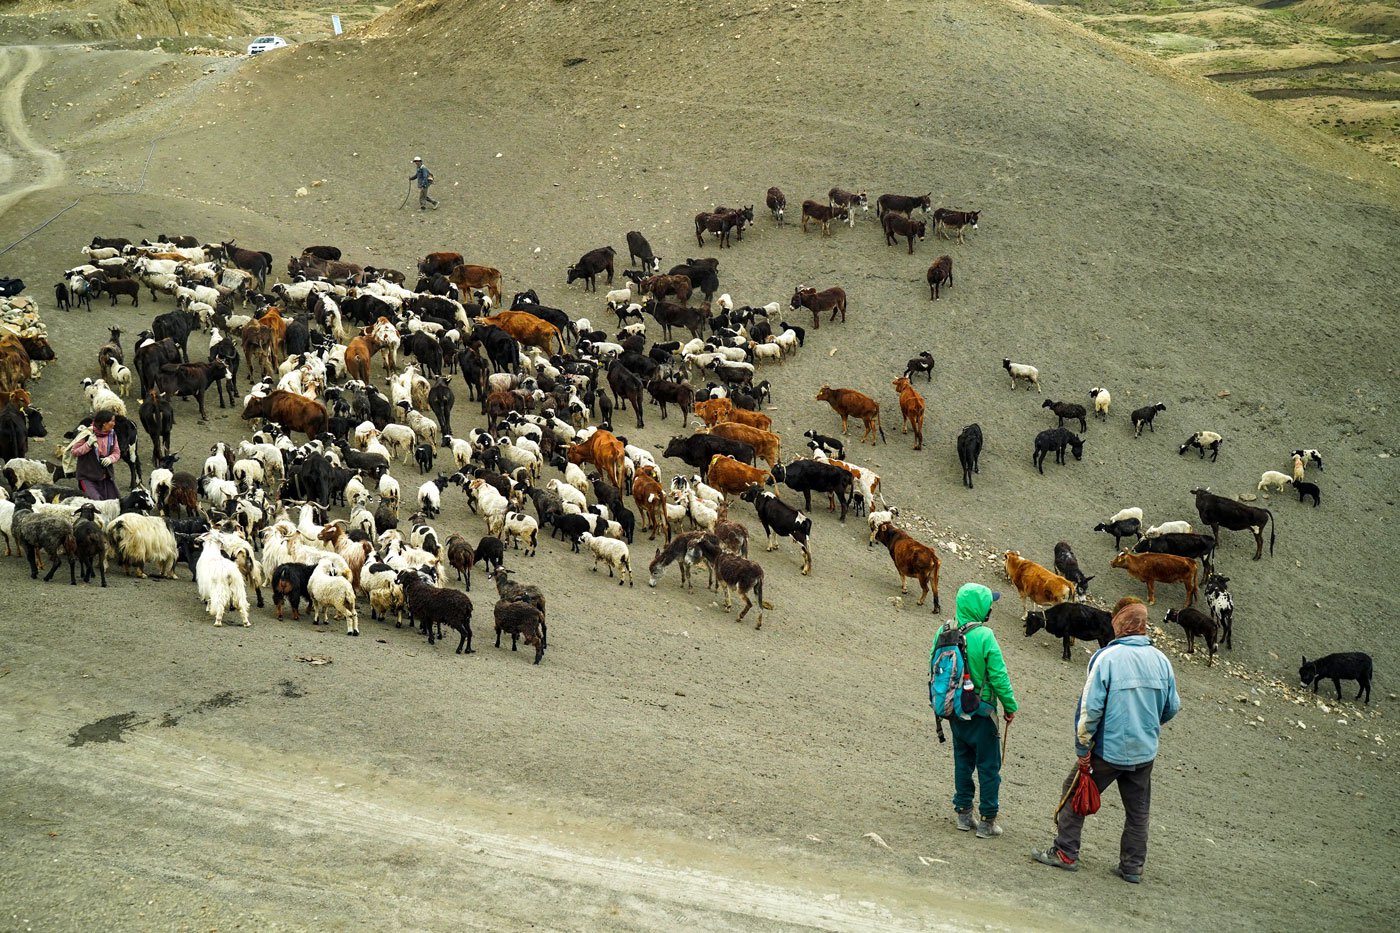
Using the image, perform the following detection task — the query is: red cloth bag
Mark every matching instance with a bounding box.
[1070,758,1102,817]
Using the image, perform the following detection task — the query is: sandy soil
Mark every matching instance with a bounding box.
[2,1,1399,929]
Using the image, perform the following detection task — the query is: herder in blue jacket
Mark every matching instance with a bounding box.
[1033,599,1180,883]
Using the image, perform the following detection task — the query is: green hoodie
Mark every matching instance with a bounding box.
[932,584,1018,714]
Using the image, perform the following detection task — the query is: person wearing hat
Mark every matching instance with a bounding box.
[1032,597,1181,883]
[937,582,1018,839]
[410,156,438,210]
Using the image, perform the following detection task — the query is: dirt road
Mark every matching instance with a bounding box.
[0,45,64,217]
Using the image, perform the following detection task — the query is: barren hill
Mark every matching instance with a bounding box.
[2,1,1398,929]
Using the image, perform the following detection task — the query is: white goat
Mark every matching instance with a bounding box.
[196,533,250,627]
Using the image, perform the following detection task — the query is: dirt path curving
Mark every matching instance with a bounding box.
[0,45,65,219]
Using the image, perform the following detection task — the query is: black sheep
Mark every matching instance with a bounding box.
[1042,399,1087,432]
[399,570,474,653]
[1292,479,1320,507]
[1032,427,1084,474]
[1300,653,1372,704]
[494,598,547,664]
[1131,402,1166,437]
[13,507,77,584]
[1093,517,1142,550]
[73,504,108,587]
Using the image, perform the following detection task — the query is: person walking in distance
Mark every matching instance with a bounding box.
[411,156,438,210]
[933,582,1018,839]
[1032,598,1181,883]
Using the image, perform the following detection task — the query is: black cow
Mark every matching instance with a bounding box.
[957,423,983,489]
[1024,604,1114,661]
[157,360,228,422]
[769,459,852,521]
[468,324,520,374]
[1191,487,1275,560]
[152,309,199,364]
[626,231,660,272]
[428,376,455,442]
[566,247,616,292]
[1134,532,1217,565]
[663,433,755,469]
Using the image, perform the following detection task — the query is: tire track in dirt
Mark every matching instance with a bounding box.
[0,45,65,219]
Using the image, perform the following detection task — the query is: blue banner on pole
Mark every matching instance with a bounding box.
[332,14,343,35]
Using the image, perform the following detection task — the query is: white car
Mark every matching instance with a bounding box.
[247,35,288,55]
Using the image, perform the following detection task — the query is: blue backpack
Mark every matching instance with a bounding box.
[929,621,993,743]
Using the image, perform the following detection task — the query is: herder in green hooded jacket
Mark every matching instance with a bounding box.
[933,582,1018,839]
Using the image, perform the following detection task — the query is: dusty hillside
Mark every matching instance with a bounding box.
[0,0,244,40]
[1,1,1398,929]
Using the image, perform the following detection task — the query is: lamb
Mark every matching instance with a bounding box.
[195,532,251,627]
[1144,521,1193,537]
[1257,470,1291,492]
[309,556,360,634]
[398,569,474,652]
[13,506,77,583]
[494,598,547,664]
[107,360,133,397]
[414,442,435,475]
[1002,358,1040,392]
[1163,607,1218,666]
[1179,431,1223,461]
[364,566,405,626]
[70,505,108,587]
[232,457,265,491]
[1203,572,1234,650]
[418,473,450,518]
[1088,387,1111,421]
[580,531,633,585]
[1292,479,1320,507]
[1299,652,1373,705]
[345,474,373,510]
[1130,402,1167,437]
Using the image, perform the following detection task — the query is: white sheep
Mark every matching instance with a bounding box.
[561,462,592,499]
[402,409,440,447]
[468,477,509,518]
[496,437,542,481]
[498,511,538,556]
[442,434,474,471]
[624,444,657,471]
[1257,471,1292,493]
[82,245,121,261]
[4,458,54,490]
[1089,387,1111,420]
[1002,358,1040,392]
[604,287,632,309]
[378,472,401,508]
[82,378,127,418]
[0,497,14,557]
[1109,507,1144,525]
[309,556,360,635]
[379,423,418,464]
[773,329,800,357]
[752,342,783,366]
[547,477,588,514]
[196,533,250,627]
[580,532,634,586]
[684,491,718,532]
[1145,521,1193,537]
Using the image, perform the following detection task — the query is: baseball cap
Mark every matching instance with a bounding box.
[412,156,422,162]
[990,591,1002,602]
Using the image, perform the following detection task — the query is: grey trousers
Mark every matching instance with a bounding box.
[1053,755,1153,873]
[418,186,438,208]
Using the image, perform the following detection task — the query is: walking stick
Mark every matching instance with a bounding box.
[1001,717,1011,761]
[399,182,414,210]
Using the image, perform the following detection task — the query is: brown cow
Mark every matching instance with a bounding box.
[790,286,847,329]
[926,255,953,300]
[241,390,328,440]
[255,305,288,363]
[1004,550,1074,613]
[1111,550,1198,607]
[632,465,670,541]
[241,322,277,381]
[345,328,381,384]
[693,397,773,433]
[874,523,940,610]
[485,311,564,354]
[815,385,886,444]
[705,454,772,497]
[882,213,926,254]
[639,274,693,304]
[800,199,849,237]
[704,422,780,468]
[892,376,925,450]
[568,429,625,489]
[0,334,34,392]
[418,251,465,277]
[446,264,503,306]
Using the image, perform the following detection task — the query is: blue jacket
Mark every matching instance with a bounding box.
[412,165,432,188]
[1074,635,1180,766]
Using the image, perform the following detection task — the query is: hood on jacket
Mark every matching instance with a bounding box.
[955,583,999,626]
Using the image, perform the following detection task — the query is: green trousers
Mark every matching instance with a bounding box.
[949,715,1001,819]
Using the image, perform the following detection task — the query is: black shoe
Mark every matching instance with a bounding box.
[1112,864,1142,884]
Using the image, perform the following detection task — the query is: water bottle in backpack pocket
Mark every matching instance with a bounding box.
[929,621,994,743]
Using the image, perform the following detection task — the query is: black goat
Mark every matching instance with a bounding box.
[903,351,935,382]
[1052,541,1094,596]
[1131,402,1166,437]
[1164,607,1219,666]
